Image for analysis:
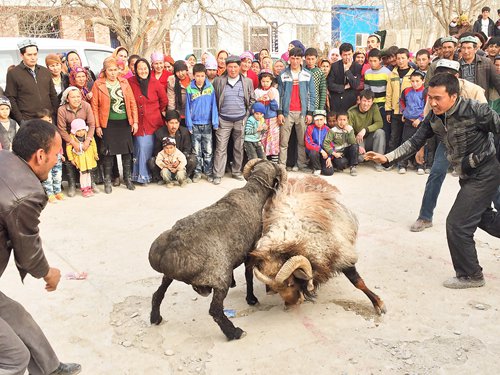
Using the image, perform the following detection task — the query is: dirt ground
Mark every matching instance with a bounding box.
[2,163,500,375]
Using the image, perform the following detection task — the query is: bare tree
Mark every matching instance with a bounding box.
[421,0,489,32]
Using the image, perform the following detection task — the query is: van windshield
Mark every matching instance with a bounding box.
[85,49,113,77]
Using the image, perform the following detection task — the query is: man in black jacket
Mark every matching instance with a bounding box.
[149,110,197,183]
[472,7,495,38]
[0,120,81,374]
[327,42,362,113]
[4,39,59,124]
[366,73,500,289]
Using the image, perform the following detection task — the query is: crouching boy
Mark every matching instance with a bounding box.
[323,111,359,176]
[156,137,187,188]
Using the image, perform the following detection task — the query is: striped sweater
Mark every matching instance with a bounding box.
[364,66,391,105]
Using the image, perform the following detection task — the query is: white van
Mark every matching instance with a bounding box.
[0,37,114,89]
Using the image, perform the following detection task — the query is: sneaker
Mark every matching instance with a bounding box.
[192,173,201,183]
[424,168,431,174]
[82,188,93,198]
[443,276,485,289]
[410,219,433,232]
[213,177,221,185]
[417,168,425,175]
[157,180,166,185]
[350,166,358,176]
[48,195,57,203]
[382,164,393,171]
[292,166,299,172]
[55,193,65,201]
[312,169,321,176]
[207,175,214,183]
[375,164,384,172]
[49,362,81,375]
[232,173,244,181]
[286,166,292,172]
[398,167,407,174]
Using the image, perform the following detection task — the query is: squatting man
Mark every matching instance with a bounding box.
[365,73,500,290]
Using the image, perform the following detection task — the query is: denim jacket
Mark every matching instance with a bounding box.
[277,67,316,117]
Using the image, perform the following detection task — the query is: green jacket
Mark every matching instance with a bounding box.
[347,104,383,136]
[323,125,356,154]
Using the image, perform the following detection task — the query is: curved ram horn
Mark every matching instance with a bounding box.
[275,255,313,285]
[253,267,275,286]
[242,159,264,180]
[273,163,288,189]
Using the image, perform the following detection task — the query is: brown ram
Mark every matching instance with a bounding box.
[250,176,386,314]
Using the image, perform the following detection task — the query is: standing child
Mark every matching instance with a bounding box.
[254,70,280,162]
[38,109,65,202]
[67,118,99,197]
[185,63,219,183]
[244,102,267,160]
[304,110,333,176]
[0,96,19,151]
[398,70,427,174]
[323,111,359,176]
[155,137,187,188]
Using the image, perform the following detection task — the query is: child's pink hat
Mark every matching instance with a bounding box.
[70,118,88,134]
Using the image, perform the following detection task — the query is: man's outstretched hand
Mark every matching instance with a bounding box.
[364,151,388,164]
[44,267,61,292]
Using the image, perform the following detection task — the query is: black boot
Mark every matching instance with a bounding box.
[103,156,113,194]
[65,162,77,197]
[122,153,135,190]
[112,155,121,186]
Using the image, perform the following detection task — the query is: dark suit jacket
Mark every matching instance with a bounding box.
[327,60,362,113]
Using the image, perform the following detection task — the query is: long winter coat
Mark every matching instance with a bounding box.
[128,76,168,136]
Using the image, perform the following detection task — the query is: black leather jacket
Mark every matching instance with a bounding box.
[387,98,500,178]
[0,151,49,281]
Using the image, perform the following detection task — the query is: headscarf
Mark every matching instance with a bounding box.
[289,40,306,54]
[69,66,90,100]
[164,55,175,65]
[60,86,80,106]
[112,46,130,76]
[216,49,228,76]
[173,60,188,111]
[134,58,151,98]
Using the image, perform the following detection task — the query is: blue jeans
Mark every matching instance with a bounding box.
[418,142,449,221]
[42,156,63,196]
[192,124,213,175]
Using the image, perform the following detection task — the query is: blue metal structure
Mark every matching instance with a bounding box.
[331,5,380,46]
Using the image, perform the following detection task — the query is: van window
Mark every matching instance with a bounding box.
[85,49,113,77]
[0,51,17,90]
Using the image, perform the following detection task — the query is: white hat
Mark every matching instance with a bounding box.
[436,59,460,72]
[17,39,37,50]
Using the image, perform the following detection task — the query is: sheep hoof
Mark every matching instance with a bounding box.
[246,295,259,306]
[375,302,387,315]
[150,313,163,325]
[227,327,246,340]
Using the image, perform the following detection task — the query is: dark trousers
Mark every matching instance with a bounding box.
[446,159,500,278]
[399,120,423,169]
[0,292,59,375]
[333,144,359,170]
[388,114,404,152]
[378,105,390,153]
[308,150,334,176]
[244,141,265,160]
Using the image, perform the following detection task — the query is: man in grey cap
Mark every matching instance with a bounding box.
[424,36,458,87]
[4,39,59,124]
[459,35,500,101]
[212,55,255,185]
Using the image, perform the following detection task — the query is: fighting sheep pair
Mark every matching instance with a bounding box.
[148,159,386,340]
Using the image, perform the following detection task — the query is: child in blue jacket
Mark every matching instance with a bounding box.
[185,63,219,182]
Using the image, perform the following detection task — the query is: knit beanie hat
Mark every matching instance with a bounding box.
[162,137,176,147]
[252,102,266,114]
[0,96,11,108]
[205,55,217,70]
[70,118,88,134]
[45,53,61,67]
[151,52,164,63]
[173,60,188,73]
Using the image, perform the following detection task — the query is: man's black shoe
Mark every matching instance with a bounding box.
[49,362,81,375]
